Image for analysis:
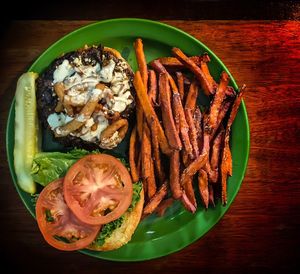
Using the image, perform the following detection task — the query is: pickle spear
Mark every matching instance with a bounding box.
[14,72,39,193]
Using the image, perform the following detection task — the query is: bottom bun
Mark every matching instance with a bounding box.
[88,188,144,251]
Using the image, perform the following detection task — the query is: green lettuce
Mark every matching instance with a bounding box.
[31,149,93,186]
[91,182,143,248]
[92,215,125,247]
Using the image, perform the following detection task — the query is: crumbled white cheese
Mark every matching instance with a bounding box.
[80,115,108,142]
[76,114,87,123]
[81,77,100,86]
[63,73,82,90]
[85,117,95,128]
[99,59,115,83]
[111,80,130,95]
[67,88,81,97]
[75,63,101,76]
[47,113,73,129]
[53,60,75,83]
[111,91,133,112]
[89,88,102,101]
[65,92,89,106]
[111,101,127,113]
[111,71,125,84]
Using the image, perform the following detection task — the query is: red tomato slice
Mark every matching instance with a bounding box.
[35,178,100,251]
[63,154,133,225]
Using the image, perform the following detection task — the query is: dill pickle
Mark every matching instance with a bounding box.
[14,72,39,193]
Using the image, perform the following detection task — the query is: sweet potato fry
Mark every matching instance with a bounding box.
[147,157,157,199]
[193,107,203,153]
[198,169,209,209]
[202,114,212,176]
[133,71,172,155]
[221,85,246,204]
[154,198,174,217]
[169,105,182,199]
[149,59,167,73]
[143,181,168,216]
[182,176,197,209]
[137,151,142,180]
[200,53,217,92]
[148,72,165,183]
[209,129,224,183]
[149,59,179,93]
[181,191,197,213]
[208,184,215,207]
[157,56,202,69]
[142,122,156,199]
[209,72,230,132]
[150,118,165,184]
[141,122,152,179]
[172,47,214,95]
[182,150,190,167]
[176,72,185,102]
[170,150,182,199]
[136,100,144,142]
[148,70,158,106]
[221,142,230,205]
[129,126,139,182]
[182,152,208,178]
[227,146,233,177]
[180,153,207,208]
[202,131,212,176]
[210,99,232,141]
[173,94,194,159]
[225,86,236,98]
[134,38,148,89]
[134,39,147,142]
[225,85,246,174]
[185,80,199,111]
[226,84,246,130]
[185,108,200,159]
[159,73,182,150]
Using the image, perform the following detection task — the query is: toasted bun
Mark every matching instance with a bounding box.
[88,188,144,251]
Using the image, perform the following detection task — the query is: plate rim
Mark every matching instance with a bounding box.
[6,18,250,262]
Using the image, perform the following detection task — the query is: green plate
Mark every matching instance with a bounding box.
[6,18,250,262]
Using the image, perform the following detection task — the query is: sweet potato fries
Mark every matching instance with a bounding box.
[132,38,246,216]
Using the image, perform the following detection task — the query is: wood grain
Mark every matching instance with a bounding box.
[0,20,299,273]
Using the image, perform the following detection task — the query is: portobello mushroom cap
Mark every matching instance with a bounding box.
[36,45,135,150]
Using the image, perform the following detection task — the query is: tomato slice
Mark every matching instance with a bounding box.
[63,154,133,225]
[35,178,100,251]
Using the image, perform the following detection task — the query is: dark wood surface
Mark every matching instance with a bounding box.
[3,0,300,21]
[2,0,300,20]
[0,20,299,273]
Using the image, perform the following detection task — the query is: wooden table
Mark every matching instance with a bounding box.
[0,20,299,273]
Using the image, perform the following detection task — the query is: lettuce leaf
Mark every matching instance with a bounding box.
[91,181,143,248]
[92,215,125,247]
[31,149,99,186]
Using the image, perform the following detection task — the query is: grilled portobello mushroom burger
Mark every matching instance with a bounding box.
[36,45,135,150]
